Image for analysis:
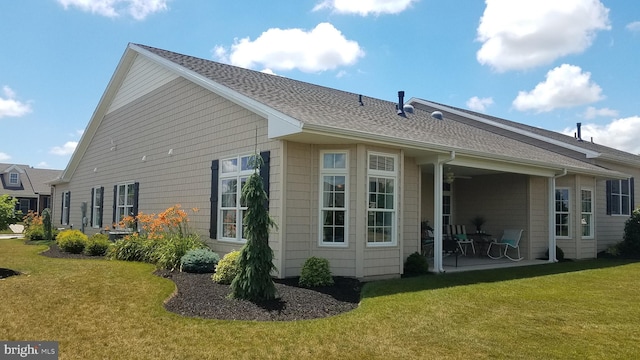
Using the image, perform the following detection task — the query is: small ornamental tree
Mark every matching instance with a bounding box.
[230,154,278,301]
[0,194,19,231]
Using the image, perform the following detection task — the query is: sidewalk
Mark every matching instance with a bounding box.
[0,224,25,239]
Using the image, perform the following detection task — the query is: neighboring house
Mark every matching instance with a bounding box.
[0,163,61,215]
[50,44,638,279]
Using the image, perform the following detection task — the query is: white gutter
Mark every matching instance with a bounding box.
[433,151,455,273]
[548,168,568,263]
[410,99,602,159]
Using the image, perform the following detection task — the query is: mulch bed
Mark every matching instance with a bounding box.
[36,242,362,321]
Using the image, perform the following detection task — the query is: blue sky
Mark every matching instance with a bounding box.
[1,0,639,170]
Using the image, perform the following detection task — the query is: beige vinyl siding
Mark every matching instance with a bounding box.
[283,143,359,277]
[108,55,178,114]
[528,176,550,259]
[455,173,530,259]
[52,76,282,265]
[402,156,420,259]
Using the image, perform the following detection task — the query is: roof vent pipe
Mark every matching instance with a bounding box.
[577,122,583,142]
[359,94,364,106]
[397,91,405,116]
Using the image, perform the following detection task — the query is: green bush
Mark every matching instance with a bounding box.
[299,256,334,287]
[56,229,88,254]
[108,234,154,262]
[84,233,111,256]
[180,248,220,273]
[545,246,565,261]
[25,225,46,241]
[150,234,205,271]
[212,250,241,284]
[0,194,19,231]
[618,208,640,258]
[403,252,429,276]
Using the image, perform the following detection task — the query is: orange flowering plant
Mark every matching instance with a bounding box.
[120,204,197,240]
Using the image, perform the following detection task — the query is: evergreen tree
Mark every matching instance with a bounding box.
[230,155,277,301]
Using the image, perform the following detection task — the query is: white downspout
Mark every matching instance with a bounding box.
[433,151,455,273]
[548,168,567,262]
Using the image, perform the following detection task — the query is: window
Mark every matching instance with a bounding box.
[367,153,397,246]
[219,154,256,242]
[114,183,138,225]
[9,172,19,185]
[442,182,452,229]
[320,151,348,246]
[555,188,570,237]
[581,189,593,238]
[91,186,104,228]
[61,191,70,225]
[607,179,633,216]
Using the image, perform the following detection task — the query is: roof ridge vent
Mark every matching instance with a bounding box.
[431,111,443,120]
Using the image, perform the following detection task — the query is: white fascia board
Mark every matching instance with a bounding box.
[130,44,303,138]
[410,98,602,159]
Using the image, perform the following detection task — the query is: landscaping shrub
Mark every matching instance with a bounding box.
[180,248,220,273]
[84,233,111,256]
[42,208,53,240]
[108,234,152,262]
[56,229,88,254]
[403,252,429,276]
[545,246,565,261]
[0,194,19,231]
[212,250,241,284]
[617,208,640,258]
[150,234,205,270]
[299,256,334,287]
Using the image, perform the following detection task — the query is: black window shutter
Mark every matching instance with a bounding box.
[98,187,104,228]
[60,192,64,224]
[630,177,635,212]
[90,188,95,227]
[113,185,117,225]
[132,182,140,217]
[66,191,71,226]
[210,160,219,239]
[606,180,612,215]
[260,151,271,209]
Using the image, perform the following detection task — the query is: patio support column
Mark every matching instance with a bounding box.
[433,152,455,272]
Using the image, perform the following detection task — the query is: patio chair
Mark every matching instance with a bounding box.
[487,229,524,261]
[446,225,475,256]
[421,230,434,257]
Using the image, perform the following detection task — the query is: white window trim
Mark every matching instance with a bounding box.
[92,186,102,229]
[9,172,19,185]
[218,154,256,243]
[318,150,349,247]
[581,188,594,240]
[610,179,631,216]
[115,182,135,225]
[367,152,398,247]
[555,187,570,239]
[62,191,70,225]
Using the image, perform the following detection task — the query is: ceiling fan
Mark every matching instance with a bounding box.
[444,167,472,184]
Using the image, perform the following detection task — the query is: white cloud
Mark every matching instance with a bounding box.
[37,162,51,168]
[466,96,494,112]
[476,0,610,72]
[561,117,640,154]
[50,141,78,156]
[582,106,618,120]
[512,64,603,113]
[214,23,364,73]
[313,0,417,16]
[627,21,640,33]
[0,86,32,119]
[57,0,168,20]
[0,152,10,161]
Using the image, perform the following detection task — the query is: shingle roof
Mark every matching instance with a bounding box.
[134,44,627,177]
[0,163,62,197]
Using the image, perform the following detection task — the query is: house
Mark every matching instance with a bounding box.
[0,163,61,215]
[50,43,638,279]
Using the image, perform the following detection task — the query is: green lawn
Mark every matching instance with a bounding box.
[1,238,639,359]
